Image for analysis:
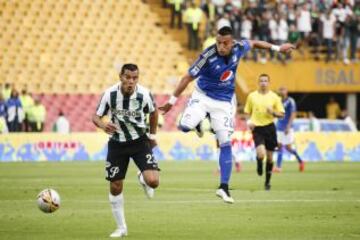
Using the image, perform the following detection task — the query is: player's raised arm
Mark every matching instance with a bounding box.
[248,40,296,54]
[158,73,194,114]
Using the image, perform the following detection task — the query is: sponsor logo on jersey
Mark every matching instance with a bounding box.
[112,109,141,118]
[220,70,234,82]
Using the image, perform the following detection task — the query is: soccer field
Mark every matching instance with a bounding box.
[0,161,359,240]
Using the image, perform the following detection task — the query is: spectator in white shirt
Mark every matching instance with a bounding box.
[240,14,252,40]
[268,14,279,61]
[320,11,336,62]
[240,14,252,60]
[332,3,352,23]
[297,3,312,52]
[278,14,289,62]
[297,3,312,37]
[332,3,353,64]
[53,111,70,134]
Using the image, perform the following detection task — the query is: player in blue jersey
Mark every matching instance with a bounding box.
[159,26,295,203]
[274,87,305,173]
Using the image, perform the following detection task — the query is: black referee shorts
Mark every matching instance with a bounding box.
[252,123,278,151]
[105,135,159,182]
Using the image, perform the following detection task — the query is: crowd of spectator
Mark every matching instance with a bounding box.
[0,83,69,134]
[165,0,360,64]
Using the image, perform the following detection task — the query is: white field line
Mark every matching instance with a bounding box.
[0,185,358,194]
[155,188,359,194]
[1,199,359,204]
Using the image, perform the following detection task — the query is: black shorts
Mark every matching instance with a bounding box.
[252,123,278,151]
[105,135,159,182]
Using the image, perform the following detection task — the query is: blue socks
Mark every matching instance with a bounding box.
[277,147,283,168]
[219,142,232,184]
[277,146,303,167]
[288,149,303,163]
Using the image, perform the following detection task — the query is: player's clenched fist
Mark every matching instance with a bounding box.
[158,103,173,114]
[103,122,118,134]
[280,43,296,53]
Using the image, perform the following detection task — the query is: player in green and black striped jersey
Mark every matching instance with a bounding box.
[92,63,159,238]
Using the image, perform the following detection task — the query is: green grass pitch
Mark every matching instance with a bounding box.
[0,161,359,240]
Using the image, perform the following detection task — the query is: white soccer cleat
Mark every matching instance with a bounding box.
[110,228,128,238]
[216,188,234,204]
[137,171,154,199]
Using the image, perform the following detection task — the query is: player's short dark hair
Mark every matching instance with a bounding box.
[259,73,270,80]
[217,26,233,36]
[120,63,139,75]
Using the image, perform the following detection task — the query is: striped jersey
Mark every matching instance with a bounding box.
[96,83,156,142]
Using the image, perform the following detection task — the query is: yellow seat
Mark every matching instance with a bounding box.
[1,0,188,94]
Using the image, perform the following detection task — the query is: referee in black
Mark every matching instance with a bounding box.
[244,74,285,191]
[92,63,160,238]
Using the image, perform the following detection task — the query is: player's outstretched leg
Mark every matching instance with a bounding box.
[137,170,159,199]
[215,138,234,203]
[109,181,128,238]
[178,101,206,136]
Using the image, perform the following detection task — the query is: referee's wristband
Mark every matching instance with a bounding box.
[168,95,178,105]
[271,45,281,52]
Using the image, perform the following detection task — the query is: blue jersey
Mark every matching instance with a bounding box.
[277,97,297,131]
[188,40,251,102]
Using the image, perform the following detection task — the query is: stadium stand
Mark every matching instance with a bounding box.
[0,0,196,131]
[1,0,190,94]
[1,0,359,131]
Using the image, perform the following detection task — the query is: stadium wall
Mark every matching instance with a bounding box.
[0,132,360,162]
[237,62,360,93]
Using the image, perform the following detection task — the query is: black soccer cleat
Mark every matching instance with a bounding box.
[265,184,271,191]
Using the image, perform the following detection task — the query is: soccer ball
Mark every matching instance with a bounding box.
[37,189,61,213]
